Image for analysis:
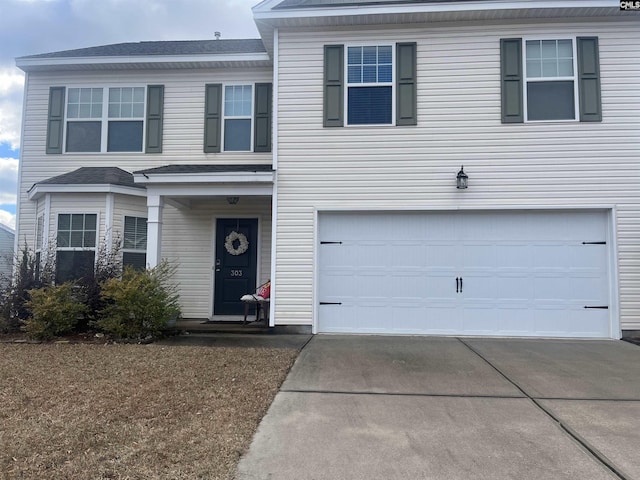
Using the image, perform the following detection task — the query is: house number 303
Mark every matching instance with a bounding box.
[230,270,243,277]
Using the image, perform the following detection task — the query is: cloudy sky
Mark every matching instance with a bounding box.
[0,0,261,229]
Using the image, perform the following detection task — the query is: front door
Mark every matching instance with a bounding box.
[214,218,258,315]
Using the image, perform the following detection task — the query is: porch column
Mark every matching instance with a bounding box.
[146,194,164,268]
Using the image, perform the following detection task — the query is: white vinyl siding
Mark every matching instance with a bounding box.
[274,19,640,329]
[16,67,272,293]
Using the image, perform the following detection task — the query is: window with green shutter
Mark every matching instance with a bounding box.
[501,37,601,123]
[204,82,272,153]
[324,42,416,127]
[46,85,164,153]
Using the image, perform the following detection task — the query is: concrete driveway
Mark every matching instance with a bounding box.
[236,336,640,480]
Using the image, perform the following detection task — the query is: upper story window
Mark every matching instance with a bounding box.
[46,85,164,155]
[346,46,393,125]
[203,82,272,153]
[65,86,145,153]
[500,37,601,124]
[525,39,577,121]
[224,85,253,151]
[323,43,416,128]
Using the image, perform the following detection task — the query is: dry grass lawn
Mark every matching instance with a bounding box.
[0,343,298,479]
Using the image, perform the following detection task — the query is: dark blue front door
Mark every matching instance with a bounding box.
[214,218,258,315]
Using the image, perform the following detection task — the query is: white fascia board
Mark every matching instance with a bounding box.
[253,0,618,20]
[145,184,274,197]
[16,52,271,71]
[133,172,275,185]
[28,184,146,201]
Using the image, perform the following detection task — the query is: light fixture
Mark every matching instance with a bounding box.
[226,196,240,205]
[456,166,468,190]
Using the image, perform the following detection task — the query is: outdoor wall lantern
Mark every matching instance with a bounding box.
[227,196,240,205]
[456,166,468,189]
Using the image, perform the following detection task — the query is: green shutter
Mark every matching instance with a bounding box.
[204,83,222,153]
[254,83,272,152]
[324,45,344,127]
[396,42,417,126]
[145,85,164,153]
[577,37,602,122]
[500,38,523,124]
[46,87,65,154]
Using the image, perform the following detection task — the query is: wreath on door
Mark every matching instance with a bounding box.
[225,231,249,256]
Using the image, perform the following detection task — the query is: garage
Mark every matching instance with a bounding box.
[318,210,613,338]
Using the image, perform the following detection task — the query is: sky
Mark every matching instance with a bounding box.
[0,0,261,230]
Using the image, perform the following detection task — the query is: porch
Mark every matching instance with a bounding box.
[133,164,275,323]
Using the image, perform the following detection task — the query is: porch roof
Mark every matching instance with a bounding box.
[133,164,275,197]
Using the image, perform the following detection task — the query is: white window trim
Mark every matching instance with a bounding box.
[63,85,147,154]
[121,215,148,256]
[55,212,101,259]
[522,36,579,123]
[222,83,255,152]
[344,42,396,127]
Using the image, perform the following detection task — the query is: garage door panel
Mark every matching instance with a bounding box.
[318,210,611,338]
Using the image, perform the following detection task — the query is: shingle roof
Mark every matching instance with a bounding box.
[36,167,142,188]
[275,0,474,8]
[135,164,274,175]
[19,39,266,60]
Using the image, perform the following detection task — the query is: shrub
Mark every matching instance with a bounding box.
[76,236,123,331]
[0,243,55,333]
[23,283,87,340]
[97,262,180,340]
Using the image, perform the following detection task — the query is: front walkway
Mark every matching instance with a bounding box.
[236,336,640,480]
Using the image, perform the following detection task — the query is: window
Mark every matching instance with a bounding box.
[65,87,145,152]
[35,215,44,280]
[525,39,577,121]
[323,43,416,128]
[346,46,393,125]
[501,37,601,124]
[224,85,253,151]
[122,216,147,270]
[35,215,44,251]
[56,213,97,283]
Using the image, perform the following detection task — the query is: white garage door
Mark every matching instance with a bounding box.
[318,210,612,337]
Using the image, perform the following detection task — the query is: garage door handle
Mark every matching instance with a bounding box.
[460,277,463,293]
[584,305,608,309]
[456,277,460,293]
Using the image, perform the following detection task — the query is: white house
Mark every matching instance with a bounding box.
[0,223,15,284]
[14,0,640,338]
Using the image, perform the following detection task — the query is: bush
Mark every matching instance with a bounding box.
[23,283,87,340]
[76,236,123,331]
[97,262,180,340]
[0,243,54,333]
